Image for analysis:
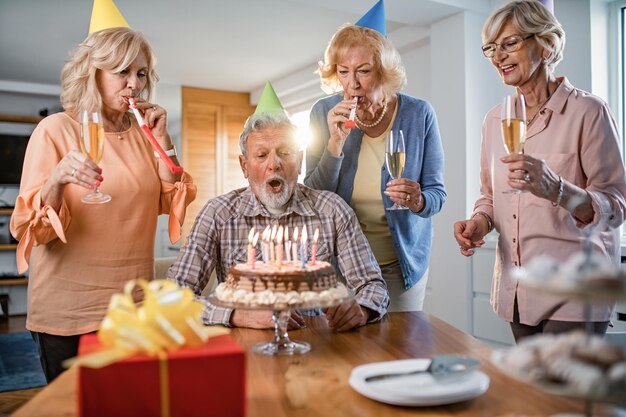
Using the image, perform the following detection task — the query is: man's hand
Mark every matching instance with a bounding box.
[230,309,305,329]
[323,300,370,331]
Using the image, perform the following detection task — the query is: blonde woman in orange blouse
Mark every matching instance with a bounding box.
[10,27,196,381]
[454,0,626,342]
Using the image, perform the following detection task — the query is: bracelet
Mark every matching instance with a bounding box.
[472,211,493,233]
[154,145,177,159]
[552,176,564,207]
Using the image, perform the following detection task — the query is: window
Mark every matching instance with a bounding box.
[617,1,626,161]
[291,110,312,183]
[612,1,626,163]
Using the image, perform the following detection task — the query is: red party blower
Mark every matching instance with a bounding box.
[129,98,184,175]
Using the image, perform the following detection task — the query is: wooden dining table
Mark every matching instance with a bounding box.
[12,312,626,417]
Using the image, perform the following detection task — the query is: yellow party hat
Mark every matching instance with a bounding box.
[253,81,285,116]
[89,0,130,34]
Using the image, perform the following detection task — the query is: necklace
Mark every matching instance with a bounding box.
[113,114,130,140]
[527,83,558,126]
[355,100,388,129]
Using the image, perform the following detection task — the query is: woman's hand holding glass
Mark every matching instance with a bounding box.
[501,153,562,202]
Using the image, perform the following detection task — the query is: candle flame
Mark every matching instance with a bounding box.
[248,227,255,242]
[301,225,308,243]
[252,232,259,246]
[262,226,271,241]
[271,224,277,240]
[293,226,299,241]
[313,228,319,242]
[277,225,284,243]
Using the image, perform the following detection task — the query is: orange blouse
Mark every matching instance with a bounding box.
[10,112,196,335]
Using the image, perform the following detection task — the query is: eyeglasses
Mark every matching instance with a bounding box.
[481,34,534,58]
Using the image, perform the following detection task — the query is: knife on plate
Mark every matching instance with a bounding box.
[364,355,480,383]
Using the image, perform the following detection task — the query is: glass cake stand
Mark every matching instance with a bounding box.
[207,286,352,356]
[500,235,626,417]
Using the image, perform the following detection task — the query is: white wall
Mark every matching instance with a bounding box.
[402,44,432,103]
[424,10,511,333]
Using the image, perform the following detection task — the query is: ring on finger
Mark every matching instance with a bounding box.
[524,173,531,182]
[71,168,77,177]
[405,193,411,202]
[152,106,157,111]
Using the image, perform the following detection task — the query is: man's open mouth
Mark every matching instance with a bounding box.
[267,178,284,193]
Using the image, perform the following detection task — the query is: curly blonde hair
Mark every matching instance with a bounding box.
[317,24,406,99]
[482,0,565,73]
[60,27,159,115]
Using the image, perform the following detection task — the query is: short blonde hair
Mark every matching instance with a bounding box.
[60,27,159,114]
[482,0,565,73]
[317,24,406,99]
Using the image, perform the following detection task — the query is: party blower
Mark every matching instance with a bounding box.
[344,97,359,129]
[129,98,184,175]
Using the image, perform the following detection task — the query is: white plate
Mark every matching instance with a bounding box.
[349,359,490,406]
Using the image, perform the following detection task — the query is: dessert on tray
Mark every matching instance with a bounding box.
[492,331,626,400]
[517,252,626,298]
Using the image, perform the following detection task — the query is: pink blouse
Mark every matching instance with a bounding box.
[10,112,196,335]
[474,77,626,325]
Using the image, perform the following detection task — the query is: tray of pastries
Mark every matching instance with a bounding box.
[492,331,626,406]
[515,253,626,302]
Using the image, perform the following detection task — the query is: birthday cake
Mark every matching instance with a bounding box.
[215,260,349,308]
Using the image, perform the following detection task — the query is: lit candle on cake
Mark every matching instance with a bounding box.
[276,225,284,267]
[270,224,277,263]
[247,227,256,266]
[292,227,299,262]
[261,226,271,264]
[300,225,308,268]
[284,226,291,262]
[311,228,319,265]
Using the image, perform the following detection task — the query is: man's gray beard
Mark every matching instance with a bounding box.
[253,182,294,209]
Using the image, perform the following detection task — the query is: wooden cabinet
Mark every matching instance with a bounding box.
[181,87,254,239]
[0,208,17,252]
[470,244,515,347]
[0,114,37,316]
[0,208,28,317]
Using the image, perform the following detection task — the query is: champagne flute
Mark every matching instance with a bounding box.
[79,110,111,204]
[501,94,527,194]
[385,130,408,211]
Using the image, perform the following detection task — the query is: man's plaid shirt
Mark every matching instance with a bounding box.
[168,184,390,326]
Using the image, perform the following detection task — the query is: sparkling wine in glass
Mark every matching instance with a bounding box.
[501,94,527,194]
[385,130,408,211]
[79,110,111,204]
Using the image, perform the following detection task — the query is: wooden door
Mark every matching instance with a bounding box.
[181,88,254,240]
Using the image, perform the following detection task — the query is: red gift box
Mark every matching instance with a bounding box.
[77,333,246,417]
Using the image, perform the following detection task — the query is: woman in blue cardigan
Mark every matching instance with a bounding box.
[304,24,446,312]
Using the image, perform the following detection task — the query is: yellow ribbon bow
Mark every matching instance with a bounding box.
[70,279,228,368]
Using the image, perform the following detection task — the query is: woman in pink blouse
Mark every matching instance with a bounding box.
[10,27,196,381]
[453,0,626,342]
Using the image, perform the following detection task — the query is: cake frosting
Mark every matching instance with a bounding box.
[215,260,349,308]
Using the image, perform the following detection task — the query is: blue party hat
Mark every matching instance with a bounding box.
[355,0,386,36]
